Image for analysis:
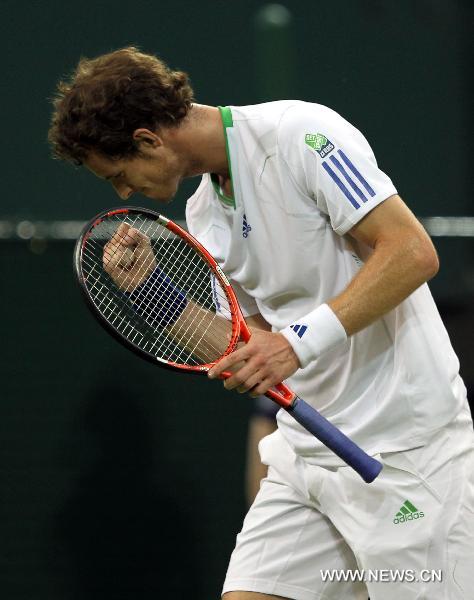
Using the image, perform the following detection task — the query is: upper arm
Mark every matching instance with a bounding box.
[347,194,439,273]
[278,105,438,275]
[348,194,429,247]
[278,104,398,235]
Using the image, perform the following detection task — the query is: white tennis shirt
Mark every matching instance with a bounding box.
[185,101,468,465]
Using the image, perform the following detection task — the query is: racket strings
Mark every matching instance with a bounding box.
[120,217,232,363]
[85,223,212,361]
[81,214,235,366]
[86,231,229,365]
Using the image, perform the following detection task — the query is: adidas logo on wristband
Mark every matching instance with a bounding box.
[290,324,308,338]
[281,304,347,368]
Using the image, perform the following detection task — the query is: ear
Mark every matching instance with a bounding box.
[132,128,163,150]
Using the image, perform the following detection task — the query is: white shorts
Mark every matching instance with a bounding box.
[222,406,474,600]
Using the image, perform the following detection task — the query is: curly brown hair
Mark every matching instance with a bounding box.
[48,47,194,164]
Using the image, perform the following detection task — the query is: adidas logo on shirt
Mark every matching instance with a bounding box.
[393,500,424,524]
[290,324,307,338]
[242,214,252,238]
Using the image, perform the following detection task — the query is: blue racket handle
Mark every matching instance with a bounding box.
[286,397,383,483]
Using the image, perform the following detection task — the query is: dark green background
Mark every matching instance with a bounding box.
[2,0,472,221]
[1,2,473,599]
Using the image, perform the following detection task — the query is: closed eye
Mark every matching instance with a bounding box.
[106,172,125,181]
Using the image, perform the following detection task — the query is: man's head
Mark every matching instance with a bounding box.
[49,46,194,165]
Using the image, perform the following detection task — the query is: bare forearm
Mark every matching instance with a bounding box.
[329,233,439,336]
[168,306,271,364]
[167,301,232,363]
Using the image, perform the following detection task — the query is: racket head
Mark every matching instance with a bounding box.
[74,206,243,373]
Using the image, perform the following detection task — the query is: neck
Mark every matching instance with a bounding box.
[169,104,229,178]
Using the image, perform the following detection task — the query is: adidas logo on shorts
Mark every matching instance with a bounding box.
[393,500,425,524]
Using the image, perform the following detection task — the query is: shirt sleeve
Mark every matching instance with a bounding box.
[278,103,398,235]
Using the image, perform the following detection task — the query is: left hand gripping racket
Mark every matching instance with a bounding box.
[74,206,383,483]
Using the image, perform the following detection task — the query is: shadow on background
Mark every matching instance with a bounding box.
[54,379,200,599]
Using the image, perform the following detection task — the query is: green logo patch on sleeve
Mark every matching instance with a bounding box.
[305,133,335,158]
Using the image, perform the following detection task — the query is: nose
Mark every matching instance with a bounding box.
[112,181,134,200]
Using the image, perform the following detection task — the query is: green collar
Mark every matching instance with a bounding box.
[211,106,236,209]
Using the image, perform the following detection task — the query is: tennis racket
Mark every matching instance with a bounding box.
[74,206,382,483]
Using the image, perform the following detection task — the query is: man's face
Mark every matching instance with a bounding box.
[85,140,183,203]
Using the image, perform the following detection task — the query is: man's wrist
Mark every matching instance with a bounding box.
[125,266,187,327]
[280,303,347,368]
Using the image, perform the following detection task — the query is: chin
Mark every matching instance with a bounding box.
[145,184,178,203]
[141,189,172,203]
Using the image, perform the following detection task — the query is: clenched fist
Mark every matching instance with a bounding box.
[103,222,157,291]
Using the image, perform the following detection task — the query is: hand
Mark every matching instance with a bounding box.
[208,329,301,397]
[103,223,157,291]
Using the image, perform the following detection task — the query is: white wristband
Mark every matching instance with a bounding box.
[280,303,347,368]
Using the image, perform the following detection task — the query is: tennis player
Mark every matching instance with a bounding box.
[49,47,474,600]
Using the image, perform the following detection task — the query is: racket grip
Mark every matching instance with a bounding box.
[287,397,383,483]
